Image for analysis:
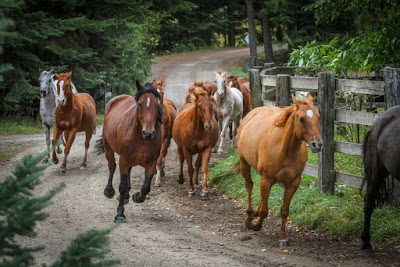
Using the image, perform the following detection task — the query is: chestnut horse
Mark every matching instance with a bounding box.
[153,79,177,187]
[95,80,164,222]
[172,86,218,197]
[361,106,400,250]
[51,71,96,174]
[226,75,252,117]
[235,92,322,246]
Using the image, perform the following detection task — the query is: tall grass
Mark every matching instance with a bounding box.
[209,150,400,244]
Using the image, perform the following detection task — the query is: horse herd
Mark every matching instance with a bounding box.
[38,68,400,250]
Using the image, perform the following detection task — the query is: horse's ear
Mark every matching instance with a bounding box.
[306,92,314,105]
[66,71,72,80]
[158,79,163,87]
[55,73,60,79]
[136,80,142,91]
[50,68,54,74]
[292,94,301,109]
[152,80,158,89]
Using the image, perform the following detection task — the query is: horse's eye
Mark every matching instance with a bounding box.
[299,117,305,123]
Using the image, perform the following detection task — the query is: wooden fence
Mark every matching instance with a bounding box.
[249,66,400,195]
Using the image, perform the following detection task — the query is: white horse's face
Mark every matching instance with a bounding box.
[215,73,226,97]
[39,71,54,98]
[58,80,67,106]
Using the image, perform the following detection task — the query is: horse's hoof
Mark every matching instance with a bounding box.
[361,243,373,250]
[251,222,262,231]
[279,240,289,247]
[114,215,127,223]
[200,191,209,198]
[104,188,116,199]
[56,149,62,154]
[154,180,161,187]
[188,191,195,197]
[245,220,253,230]
[42,158,49,164]
[177,178,184,184]
[52,159,59,165]
[218,150,223,155]
[80,165,86,170]
[132,192,145,203]
[59,169,66,175]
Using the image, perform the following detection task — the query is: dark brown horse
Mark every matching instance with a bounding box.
[51,71,96,174]
[235,92,322,246]
[361,105,400,249]
[172,86,218,197]
[153,79,177,187]
[95,80,164,222]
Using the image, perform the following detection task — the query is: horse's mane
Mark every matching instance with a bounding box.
[274,105,296,127]
[134,82,161,102]
[185,86,208,103]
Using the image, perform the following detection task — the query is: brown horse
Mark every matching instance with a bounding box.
[235,92,322,246]
[226,75,252,117]
[51,71,96,174]
[95,80,164,222]
[153,79,177,187]
[172,86,218,197]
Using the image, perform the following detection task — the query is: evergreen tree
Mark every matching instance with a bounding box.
[0,151,119,266]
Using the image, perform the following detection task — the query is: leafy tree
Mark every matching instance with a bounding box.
[0,151,119,267]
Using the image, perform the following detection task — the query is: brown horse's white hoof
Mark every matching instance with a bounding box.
[279,239,289,247]
[58,168,66,175]
[114,215,127,223]
[200,191,209,198]
[188,191,195,197]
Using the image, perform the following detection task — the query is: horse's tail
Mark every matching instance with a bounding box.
[94,137,105,155]
[359,130,371,197]
[210,159,241,186]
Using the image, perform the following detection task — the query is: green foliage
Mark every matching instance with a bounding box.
[0,151,119,266]
[210,150,400,244]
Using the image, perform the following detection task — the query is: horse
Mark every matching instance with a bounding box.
[95,80,164,222]
[214,71,243,155]
[226,75,252,118]
[235,92,323,247]
[51,71,96,174]
[172,86,218,197]
[38,69,78,162]
[361,105,400,250]
[153,79,177,187]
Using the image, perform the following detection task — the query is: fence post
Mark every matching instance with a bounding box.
[249,68,262,108]
[383,67,400,204]
[276,74,291,106]
[318,72,335,194]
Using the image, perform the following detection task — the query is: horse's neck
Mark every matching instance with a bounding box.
[280,110,303,155]
[189,105,202,132]
[44,82,58,108]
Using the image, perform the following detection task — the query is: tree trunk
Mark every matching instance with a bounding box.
[245,0,258,67]
[261,1,274,63]
[227,5,235,47]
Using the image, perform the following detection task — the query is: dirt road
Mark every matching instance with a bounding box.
[1,47,400,267]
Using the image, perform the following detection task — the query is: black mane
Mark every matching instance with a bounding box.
[134,82,161,102]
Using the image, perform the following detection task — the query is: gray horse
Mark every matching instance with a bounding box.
[38,69,77,162]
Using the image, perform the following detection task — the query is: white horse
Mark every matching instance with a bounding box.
[38,69,77,162]
[214,71,243,154]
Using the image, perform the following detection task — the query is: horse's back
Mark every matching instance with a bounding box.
[78,93,96,132]
[372,106,400,178]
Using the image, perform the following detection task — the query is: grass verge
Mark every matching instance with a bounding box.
[209,150,400,245]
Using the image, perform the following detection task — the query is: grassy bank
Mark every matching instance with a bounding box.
[209,150,400,245]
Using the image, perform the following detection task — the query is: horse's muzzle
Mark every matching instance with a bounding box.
[310,140,323,153]
[204,123,214,132]
[40,91,47,98]
[142,130,155,140]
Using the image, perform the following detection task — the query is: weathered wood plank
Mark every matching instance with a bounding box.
[335,171,364,188]
[335,110,380,126]
[262,100,276,107]
[334,141,363,156]
[261,75,276,87]
[290,77,318,91]
[336,79,384,95]
[304,163,318,177]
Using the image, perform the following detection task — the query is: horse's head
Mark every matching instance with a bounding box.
[192,86,215,132]
[226,75,240,89]
[215,71,227,97]
[55,71,73,107]
[39,68,55,98]
[135,80,164,140]
[293,92,323,153]
[154,79,164,104]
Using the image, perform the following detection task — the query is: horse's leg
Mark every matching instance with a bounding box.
[177,146,185,184]
[278,176,301,247]
[80,129,93,169]
[194,153,202,186]
[240,158,255,229]
[42,122,51,163]
[213,114,223,153]
[199,147,212,198]
[183,148,195,197]
[114,158,130,223]
[132,163,156,204]
[251,172,273,232]
[361,175,380,250]
[59,129,77,174]
[155,139,168,187]
[231,117,240,146]
[56,132,64,154]
[51,126,63,165]
[104,139,116,199]
[218,116,230,155]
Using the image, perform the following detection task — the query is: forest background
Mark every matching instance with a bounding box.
[0,0,399,118]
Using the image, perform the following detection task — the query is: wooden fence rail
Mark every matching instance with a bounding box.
[249,66,400,195]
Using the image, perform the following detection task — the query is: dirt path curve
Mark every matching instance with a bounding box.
[1,48,400,267]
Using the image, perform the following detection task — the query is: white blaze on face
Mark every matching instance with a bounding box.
[146,96,150,108]
[58,80,65,105]
[306,109,314,118]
